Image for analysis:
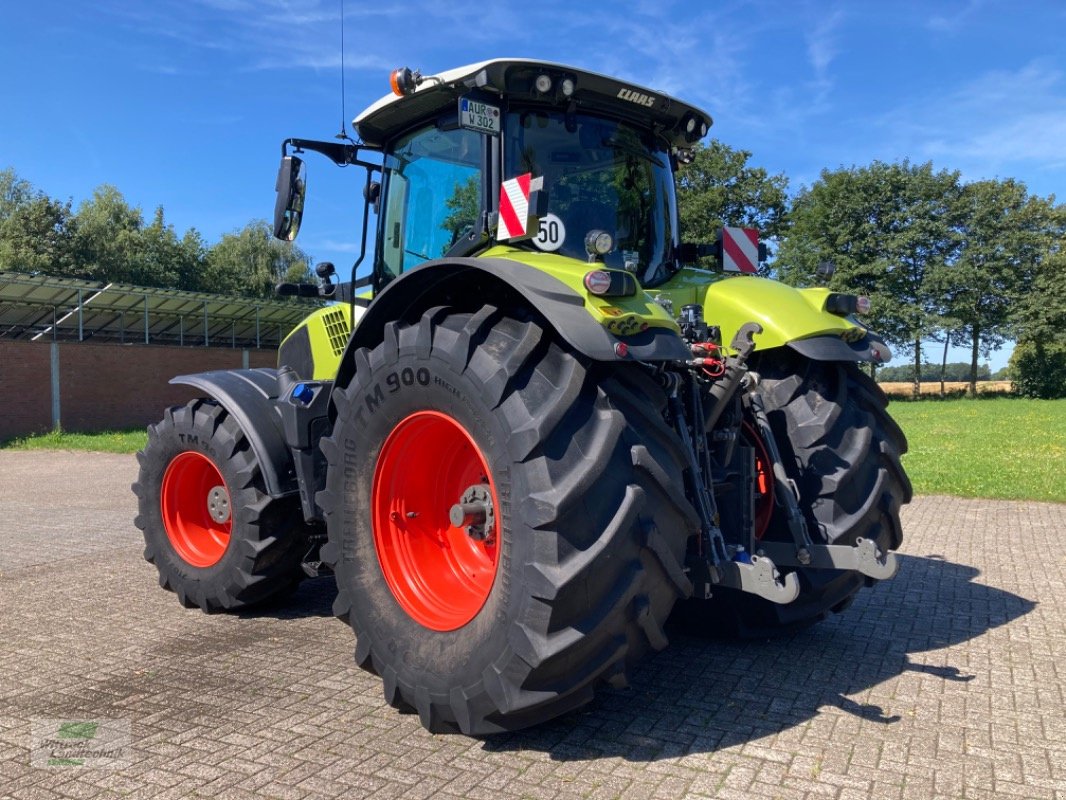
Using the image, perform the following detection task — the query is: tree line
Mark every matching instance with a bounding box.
[676,146,1065,398]
[0,168,312,299]
[3,145,1064,398]
[874,362,1003,383]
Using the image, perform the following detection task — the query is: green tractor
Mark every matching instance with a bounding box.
[133,59,910,734]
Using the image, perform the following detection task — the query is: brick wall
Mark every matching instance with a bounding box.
[0,341,277,439]
[0,341,53,440]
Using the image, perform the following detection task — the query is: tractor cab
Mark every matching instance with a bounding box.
[276,59,712,295]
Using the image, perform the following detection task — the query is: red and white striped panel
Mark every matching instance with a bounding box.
[722,227,759,273]
[498,173,532,240]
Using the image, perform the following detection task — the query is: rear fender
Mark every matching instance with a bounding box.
[169,369,296,497]
[333,257,689,391]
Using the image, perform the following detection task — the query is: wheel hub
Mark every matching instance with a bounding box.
[207,485,231,523]
[449,484,495,543]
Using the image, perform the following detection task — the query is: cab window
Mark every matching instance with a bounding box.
[379,122,482,278]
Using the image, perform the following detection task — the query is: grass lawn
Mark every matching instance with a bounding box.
[1,428,148,454]
[887,397,1066,503]
[4,398,1063,504]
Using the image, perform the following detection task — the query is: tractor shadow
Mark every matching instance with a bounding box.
[482,554,1035,762]
[236,574,338,620]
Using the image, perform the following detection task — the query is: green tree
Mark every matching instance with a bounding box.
[776,161,961,396]
[204,220,312,298]
[0,193,77,274]
[675,140,790,267]
[70,184,148,284]
[1011,222,1066,397]
[0,167,78,274]
[934,179,1057,395]
[139,206,193,289]
[175,227,209,292]
[0,167,34,223]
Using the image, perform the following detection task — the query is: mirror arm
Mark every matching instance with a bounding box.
[282,137,380,169]
[349,166,375,326]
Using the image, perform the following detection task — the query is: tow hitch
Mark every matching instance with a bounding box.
[672,322,800,604]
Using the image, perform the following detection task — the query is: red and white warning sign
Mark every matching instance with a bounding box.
[498,173,544,241]
[721,227,760,273]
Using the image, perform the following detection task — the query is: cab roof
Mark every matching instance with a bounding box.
[353,58,713,148]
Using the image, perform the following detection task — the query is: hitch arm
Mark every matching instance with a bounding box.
[757,538,899,581]
[714,557,801,604]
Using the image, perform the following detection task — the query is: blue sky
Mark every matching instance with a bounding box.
[3,0,1064,369]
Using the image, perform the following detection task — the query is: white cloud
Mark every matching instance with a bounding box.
[926,0,987,33]
[805,6,844,103]
[303,238,364,254]
[99,0,395,73]
[877,60,1066,188]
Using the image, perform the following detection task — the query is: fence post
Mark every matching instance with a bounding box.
[50,341,61,431]
[77,289,83,341]
[143,294,149,344]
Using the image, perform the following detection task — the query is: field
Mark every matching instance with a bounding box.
[4,397,1064,503]
[888,397,1066,502]
[878,380,1012,396]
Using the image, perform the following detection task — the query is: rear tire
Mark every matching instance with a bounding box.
[319,308,698,733]
[133,399,308,612]
[685,351,911,637]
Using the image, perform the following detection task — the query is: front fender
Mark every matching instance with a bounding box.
[703,276,890,362]
[170,369,296,497]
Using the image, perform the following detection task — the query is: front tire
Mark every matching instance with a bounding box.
[319,308,698,734]
[133,399,308,611]
[693,351,911,636]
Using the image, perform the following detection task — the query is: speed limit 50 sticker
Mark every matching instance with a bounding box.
[532,212,566,252]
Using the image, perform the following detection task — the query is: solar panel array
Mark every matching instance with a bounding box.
[0,272,320,349]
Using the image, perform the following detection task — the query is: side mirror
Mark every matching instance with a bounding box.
[363,180,381,214]
[273,155,306,241]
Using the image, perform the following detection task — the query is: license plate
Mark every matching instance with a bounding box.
[459,96,500,136]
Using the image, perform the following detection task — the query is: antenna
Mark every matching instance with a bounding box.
[335,0,352,142]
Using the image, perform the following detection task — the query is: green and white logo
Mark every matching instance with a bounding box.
[31,718,130,768]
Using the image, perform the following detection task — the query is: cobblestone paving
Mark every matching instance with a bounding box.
[0,450,1063,799]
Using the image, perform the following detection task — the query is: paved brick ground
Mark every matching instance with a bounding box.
[0,449,1063,800]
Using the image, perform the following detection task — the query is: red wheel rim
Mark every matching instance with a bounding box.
[742,422,775,541]
[372,411,501,631]
[160,451,232,568]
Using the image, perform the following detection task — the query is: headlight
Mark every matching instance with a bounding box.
[584,230,613,257]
